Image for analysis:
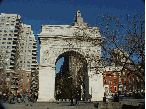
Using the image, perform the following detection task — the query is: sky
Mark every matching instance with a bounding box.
[0,0,144,73]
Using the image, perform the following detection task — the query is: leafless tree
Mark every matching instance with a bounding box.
[0,49,9,93]
[95,11,145,82]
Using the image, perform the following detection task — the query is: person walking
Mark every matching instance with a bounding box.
[75,93,80,105]
[30,93,34,106]
[22,93,26,103]
[13,93,15,101]
[2,93,6,103]
[25,93,29,106]
[17,93,21,103]
[111,94,113,100]
[35,92,38,101]
[9,92,13,104]
[89,94,92,103]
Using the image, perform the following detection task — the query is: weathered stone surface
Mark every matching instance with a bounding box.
[37,10,104,102]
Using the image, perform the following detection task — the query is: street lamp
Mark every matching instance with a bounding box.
[68,76,74,106]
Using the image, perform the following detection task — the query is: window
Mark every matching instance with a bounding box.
[113,72,116,77]
[9,30,13,33]
[104,72,106,77]
[4,30,7,32]
[105,79,107,84]
[9,34,12,36]
[27,61,30,63]
[114,79,116,84]
[1,46,5,48]
[0,23,4,25]
[6,73,10,76]
[123,72,125,75]
[7,16,10,19]
[11,20,15,23]
[10,24,14,26]
[5,78,10,81]
[0,30,2,32]
[115,86,117,92]
[119,78,121,83]
[7,42,11,44]
[6,23,9,26]
[109,79,112,84]
[7,46,10,49]
[8,38,12,40]
[124,86,126,90]
[109,72,111,77]
[128,78,130,84]
[27,74,29,77]
[27,65,30,67]
[3,38,6,40]
[110,86,112,92]
[7,83,9,86]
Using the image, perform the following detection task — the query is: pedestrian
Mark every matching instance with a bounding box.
[17,93,21,103]
[2,93,6,103]
[75,93,80,105]
[30,93,34,106]
[25,93,29,106]
[89,94,92,103]
[13,93,15,101]
[111,94,113,100]
[9,92,13,104]
[22,93,26,103]
[35,92,38,101]
[82,93,85,101]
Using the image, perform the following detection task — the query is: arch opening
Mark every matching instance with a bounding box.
[55,50,89,101]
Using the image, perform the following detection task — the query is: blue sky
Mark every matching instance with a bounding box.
[0,0,144,72]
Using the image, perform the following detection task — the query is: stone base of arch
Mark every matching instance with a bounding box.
[37,66,104,102]
[37,66,55,102]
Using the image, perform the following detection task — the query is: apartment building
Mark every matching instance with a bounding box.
[0,13,39,94]
[0,13,21,70]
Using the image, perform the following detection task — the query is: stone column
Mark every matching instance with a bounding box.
[88,68,104,101]
[37,65,55,102]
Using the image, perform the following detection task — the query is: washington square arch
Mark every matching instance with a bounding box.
[37,10,104,102]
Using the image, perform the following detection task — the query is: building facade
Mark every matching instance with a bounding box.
[0,13,39,94]
[103,66,144,96]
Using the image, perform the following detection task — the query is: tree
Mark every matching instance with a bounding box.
[0,49,9,93]
[95,11,145,82]
[72,10,144,84]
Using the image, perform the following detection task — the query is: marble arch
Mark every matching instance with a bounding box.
[37,10,104,102]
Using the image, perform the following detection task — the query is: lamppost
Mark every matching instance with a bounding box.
[68,76,74,106]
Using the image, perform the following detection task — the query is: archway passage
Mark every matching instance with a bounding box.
[55,51,89,101]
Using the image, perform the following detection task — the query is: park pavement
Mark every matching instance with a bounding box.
[1,101,96,109]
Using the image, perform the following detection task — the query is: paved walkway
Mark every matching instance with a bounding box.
[2,101,96,109]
